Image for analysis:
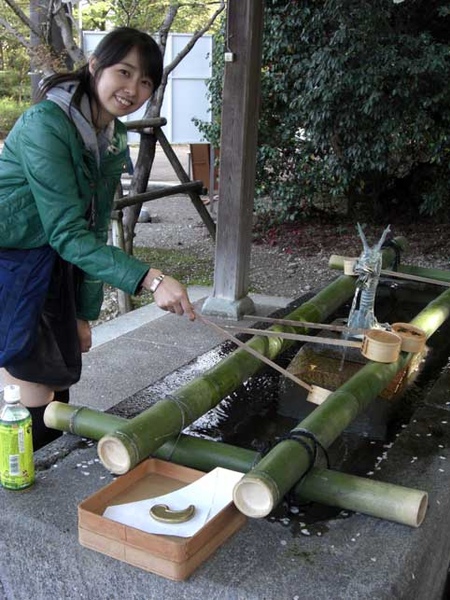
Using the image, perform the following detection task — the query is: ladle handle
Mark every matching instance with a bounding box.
[381,269,450,288]
[242,315,366,335]
[196,314,313,392]
[221,325,362,348]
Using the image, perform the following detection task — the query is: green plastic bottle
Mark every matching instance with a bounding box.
[0,384,35,490]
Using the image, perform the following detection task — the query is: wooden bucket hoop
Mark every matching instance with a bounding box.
[361,329,402,363]
[391,322,427,353]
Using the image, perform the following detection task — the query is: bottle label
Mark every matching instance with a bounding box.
[0,416,35,489]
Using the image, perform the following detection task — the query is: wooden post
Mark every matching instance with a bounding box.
[202,0,264,319]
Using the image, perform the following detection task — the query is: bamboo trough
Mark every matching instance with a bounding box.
[232,286,450,519]
[91,237,412,476]
[43,235,435,526]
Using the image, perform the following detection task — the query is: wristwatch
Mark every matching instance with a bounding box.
[149,273,165,293]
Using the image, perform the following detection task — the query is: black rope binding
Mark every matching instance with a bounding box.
[277,428,330,476]
[257,428,330,476]
[258,428,331,512]
[159,393,196,462]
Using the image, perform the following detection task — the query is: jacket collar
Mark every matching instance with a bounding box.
[46,82,115,166]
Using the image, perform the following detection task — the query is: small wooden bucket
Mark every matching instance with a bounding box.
[392,322,427,353]
[343,258,357,276]
[361,329,402,363]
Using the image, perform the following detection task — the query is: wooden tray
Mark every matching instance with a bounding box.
[78,458,246,581]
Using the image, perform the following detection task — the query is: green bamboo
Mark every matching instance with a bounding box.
[96,239,406,474]
[293,468,427,527]
[45,401,427,527]
[233,287,450,518]
[44,403,124,439]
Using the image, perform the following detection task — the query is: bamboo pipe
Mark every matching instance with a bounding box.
[294,468,427,528]
[44,402,427,527]
[94,239,406,474]
[232,287,450,518]
[329,254,450,286]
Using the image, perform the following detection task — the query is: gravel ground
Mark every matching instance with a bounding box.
[133,194,334,297]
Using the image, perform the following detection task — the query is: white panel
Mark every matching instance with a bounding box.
[82,32,106,56]
[170,79,211,144]
[171,34,213,78]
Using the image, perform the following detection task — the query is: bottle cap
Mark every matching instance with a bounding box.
[3,384,21,403]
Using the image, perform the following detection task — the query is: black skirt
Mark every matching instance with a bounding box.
[6,256,82,388]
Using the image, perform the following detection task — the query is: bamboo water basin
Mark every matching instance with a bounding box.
[107,279,450,532]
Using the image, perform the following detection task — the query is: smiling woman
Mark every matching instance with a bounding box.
[0,27,195,449]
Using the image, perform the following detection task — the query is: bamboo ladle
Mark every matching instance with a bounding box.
[197,315,407,406]
[197,314,331,404]
[242,315,427,355]
[219,324,404,363]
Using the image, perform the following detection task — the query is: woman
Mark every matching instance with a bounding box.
[0,27,195,449]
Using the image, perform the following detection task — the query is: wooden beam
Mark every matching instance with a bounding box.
[113,181,206,210]
[203,0,264,318]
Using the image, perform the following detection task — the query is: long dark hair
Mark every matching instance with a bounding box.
[37,27,163,107]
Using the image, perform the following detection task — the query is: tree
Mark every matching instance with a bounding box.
[199,0,450,223]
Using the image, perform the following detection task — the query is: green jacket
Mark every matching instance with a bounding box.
[0,101,149,320]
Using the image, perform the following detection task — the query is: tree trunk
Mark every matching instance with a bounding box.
[121,82,165,254]
[122,131,158,254]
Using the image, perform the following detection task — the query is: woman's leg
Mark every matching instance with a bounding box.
[1,369,69,450]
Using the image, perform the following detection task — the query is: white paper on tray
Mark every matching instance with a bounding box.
[103,467,244,537]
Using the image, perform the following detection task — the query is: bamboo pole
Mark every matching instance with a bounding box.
[329,254,450,285]
[44,402,427,527]
[90,238,406,474]
[232,287,450,518]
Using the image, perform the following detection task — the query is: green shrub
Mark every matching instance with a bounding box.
[197,1,450,224]
[0,98,30,138]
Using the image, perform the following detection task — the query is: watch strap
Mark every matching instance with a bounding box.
[149,274,165,293]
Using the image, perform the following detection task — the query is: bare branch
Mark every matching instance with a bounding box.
[163,0,225,73]
[159,3,179,52]
[4,0,41,36]
[0,18,33,48]
[52,2,85,63]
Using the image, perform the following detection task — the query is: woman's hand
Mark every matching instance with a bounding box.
[77,319,92,353]
[142,270,195,321]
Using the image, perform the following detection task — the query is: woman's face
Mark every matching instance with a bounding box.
[89,47,155,129]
